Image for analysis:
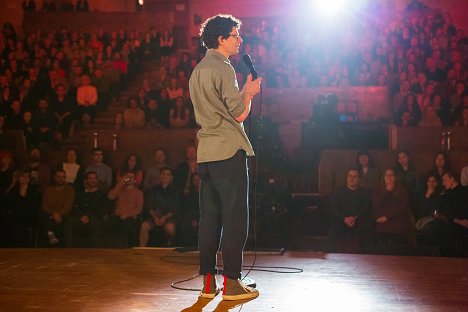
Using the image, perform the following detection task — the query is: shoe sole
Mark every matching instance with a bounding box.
[199,289,220,299]
[222,291,259,301]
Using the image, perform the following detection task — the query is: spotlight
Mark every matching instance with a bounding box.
[314,0,347,16]
[138,0,144,4]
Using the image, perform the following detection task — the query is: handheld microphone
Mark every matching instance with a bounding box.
[242,54,258,80]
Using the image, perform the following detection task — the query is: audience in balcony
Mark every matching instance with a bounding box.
[123,97,145,129]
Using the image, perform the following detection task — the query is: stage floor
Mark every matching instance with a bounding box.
[0,248,467,311]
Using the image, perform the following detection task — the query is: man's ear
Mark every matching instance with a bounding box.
[217,35,225,47]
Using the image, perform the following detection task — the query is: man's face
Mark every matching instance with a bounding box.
[442,174,454,190]
[93,151,103,163]
[186,147,197,161]
[346,170,360,189]
[85,173,98,188]
[155,150,166,164]
[219,27,242,57]
[160,170,173,185]
[54,171,67,186]
[30,149,40,162]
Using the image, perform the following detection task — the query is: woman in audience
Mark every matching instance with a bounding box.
[426,151,451,181]
[20,110,38,149]
[166,77,184,101]
[372,168,412,245]
[394,150,422,218]
[123,97,145,129]
[116,153,144,188]
[169,96,189,128]
[414,174,453,256]
[355,150,380,190]
[454,106,468,127]
[397,93,422,126]
[58,149,84,192]
[4,169,41,246]
[419,105,442,127]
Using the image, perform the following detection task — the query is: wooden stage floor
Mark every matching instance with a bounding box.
[0,248,467,311]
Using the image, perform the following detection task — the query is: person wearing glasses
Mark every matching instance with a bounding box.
[189,14,262,301]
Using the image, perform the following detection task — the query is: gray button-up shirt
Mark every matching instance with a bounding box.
[189,49,254,163]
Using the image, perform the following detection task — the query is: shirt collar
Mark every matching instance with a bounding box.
[207,49,230,64]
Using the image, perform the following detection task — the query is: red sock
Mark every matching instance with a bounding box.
[206,273,211,293]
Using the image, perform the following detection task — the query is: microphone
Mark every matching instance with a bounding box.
[242,54,258,80]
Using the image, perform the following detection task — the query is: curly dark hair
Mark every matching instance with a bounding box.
[199,14,241,49]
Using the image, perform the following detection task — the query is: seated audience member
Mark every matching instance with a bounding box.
[64,171,110,247]
[158,89,171,129]
[169,97,190,128]
[50,84,74,140]
[75,0,89,12]
[396,93,421,126]
[107,171,143,246]
[58,149,84,192]
[92,67,112,111]
[179,173,201,247]
[415,174,452,256]
[355,150,380,190]
[145,98,164,129]
[116,154,144,188]
[394,150,422,217]
[419,105,442,127]
[174,145,198,193]
[372,169,412,245]
[34,99,56,145]
[114,113,124,131]
[21,111,39,149]
[0,151,15,197]
[22,0,36,12]
[27,148,51,191]
[139,167,180,247]
[461,165,468,187]
[166,77,184,101]
[6,100,23,129]
[123,97,145,129]
[76,75,98,124]
[454,106,468,127]
[440,171,468,256]
[0,115,16,151]
[41,170,75,245]
[328,168,374,253]
[85,148,113,192]
[4,170,41,246]
[143,148,169,191]
[426,151,451,181]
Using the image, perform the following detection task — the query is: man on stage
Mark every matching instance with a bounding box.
[189,14,262,301]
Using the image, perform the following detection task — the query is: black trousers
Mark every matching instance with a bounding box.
[198,150,249,280]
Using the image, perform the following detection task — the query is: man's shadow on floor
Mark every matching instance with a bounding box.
[181,296,257,312]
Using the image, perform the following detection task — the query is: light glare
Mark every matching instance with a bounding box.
[315,0,347,16]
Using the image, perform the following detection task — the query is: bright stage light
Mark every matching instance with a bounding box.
[314,0,347,16]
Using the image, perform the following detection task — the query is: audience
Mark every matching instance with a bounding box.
[85,148,113,192]
[107,171,143,247]
[64,171,110,247]
[328,168,374,253]
[372,169,412,245]
[139,167,179,247]
[41,169,75,245]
